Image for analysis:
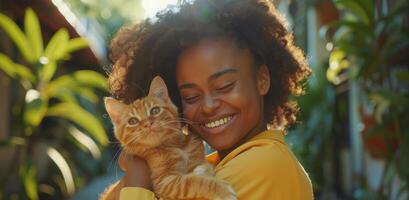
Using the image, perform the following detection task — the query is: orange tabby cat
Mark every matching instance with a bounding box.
[100,76,236,200]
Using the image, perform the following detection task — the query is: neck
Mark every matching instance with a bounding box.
[218,121,267,160]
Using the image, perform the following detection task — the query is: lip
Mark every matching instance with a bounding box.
[198,113,238,135]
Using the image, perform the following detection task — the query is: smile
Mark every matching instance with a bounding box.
[203,115,234,128]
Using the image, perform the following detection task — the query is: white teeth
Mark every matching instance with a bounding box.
[204,116,233,128]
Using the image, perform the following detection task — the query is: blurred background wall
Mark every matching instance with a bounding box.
[0,0,408,199]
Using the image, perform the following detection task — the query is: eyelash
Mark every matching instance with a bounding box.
[183,81,236,104]
[216,81,236,92]
[184,95,199,104]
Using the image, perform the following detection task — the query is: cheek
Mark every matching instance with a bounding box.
[182,103,197,120]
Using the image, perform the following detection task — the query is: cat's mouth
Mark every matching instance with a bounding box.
[201,114,235,129]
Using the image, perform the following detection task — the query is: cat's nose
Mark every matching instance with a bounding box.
[142,121,153,128]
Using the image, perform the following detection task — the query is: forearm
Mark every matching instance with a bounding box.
[119,187,156,200]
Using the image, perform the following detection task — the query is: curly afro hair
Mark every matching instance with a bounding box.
[108,0,311,129]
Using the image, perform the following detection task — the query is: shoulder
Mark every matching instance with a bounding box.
[215,140,313,199]
[217,140,296,182]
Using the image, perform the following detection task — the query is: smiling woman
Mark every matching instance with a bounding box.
[108,0,313,199]
[176,37,269,157]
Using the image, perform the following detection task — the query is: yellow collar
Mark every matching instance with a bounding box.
[206,129,285,166]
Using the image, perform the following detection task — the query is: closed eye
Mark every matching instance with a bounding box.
[216,81,236,92]
[183,95,200,104]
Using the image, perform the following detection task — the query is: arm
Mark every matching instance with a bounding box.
[118,153,157,200]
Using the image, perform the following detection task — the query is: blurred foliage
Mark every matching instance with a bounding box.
[287,64,336,191]
[321,0,409,199]
[0,8,110,199]
[63,0,145,40]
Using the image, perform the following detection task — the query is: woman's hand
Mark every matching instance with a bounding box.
[119,152,153,190]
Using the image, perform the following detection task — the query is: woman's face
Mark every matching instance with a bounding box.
[176,37,270,152]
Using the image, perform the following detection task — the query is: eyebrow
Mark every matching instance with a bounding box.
[178,68,238,90]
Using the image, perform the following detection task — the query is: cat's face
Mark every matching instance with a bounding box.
[105,76,181,148]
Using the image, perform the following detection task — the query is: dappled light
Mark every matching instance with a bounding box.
[0,0,408,199]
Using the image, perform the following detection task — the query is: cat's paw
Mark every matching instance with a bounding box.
[193,163,214,176]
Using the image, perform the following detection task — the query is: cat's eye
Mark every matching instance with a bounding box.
[150,106,161,115]
[128,117,139,125]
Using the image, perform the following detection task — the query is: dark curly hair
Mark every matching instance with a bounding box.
[108,0,311,129]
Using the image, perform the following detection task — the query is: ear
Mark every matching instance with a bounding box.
[148,76,170,101]
[104,97,127,124]
[256,65,270,95]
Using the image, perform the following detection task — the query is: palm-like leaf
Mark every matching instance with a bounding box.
[0,12,35,63]
[69,126,101,159]
[0,53,35,83]
[0,8,108,199]
[65,38,89,54]
[46,102,108,146]
[24,89,48,131]
[19,161,38,200]
[24,8,43,60]
[47,147,75,195]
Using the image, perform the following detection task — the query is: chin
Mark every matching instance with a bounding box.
[207,140,234,152]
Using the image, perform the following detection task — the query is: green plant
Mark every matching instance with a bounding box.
[322,0,409,198]
[287,63,336,192]
[0,8,109,199]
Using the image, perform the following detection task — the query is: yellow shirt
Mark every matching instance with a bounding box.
[120,130,313,199]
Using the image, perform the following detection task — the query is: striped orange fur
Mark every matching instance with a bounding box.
[100,76,236,200]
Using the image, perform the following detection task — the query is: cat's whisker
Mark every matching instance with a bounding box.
[108,140,121,144]
[159,125,185,135]
[162,119,200,126]
[126,135,140,146]
[106,148,123,180]
[113,149,123,180]
[101,77,234,200]
[159,121,182,126]
[177,117,201,125]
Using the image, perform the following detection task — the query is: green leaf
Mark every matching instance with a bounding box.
[360,0,374,20]
[46,147,75,195]
[65,38,89,54]
[40,61,57,83]
[76,87,99,103]
[327,50,350,84]
[19,161,38,200]
[68,126,101,159]
[0,53,17,77]
[333,0,372,25]
[45,75,76,96]
[73,70,108,91]
[324,20,372,37]
[44,76,77,102]
[0,53,36,86]
[44,28,69,61]
[45,74,102,103]
[371,89,409,107]
[0,136,26,147]
[46,102,108,145]
[0,13,35,63]
[24,89,48,130]
[24,8,43,60]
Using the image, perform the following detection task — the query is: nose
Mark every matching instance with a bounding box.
[142,120,153,128]
[201,94,220,115]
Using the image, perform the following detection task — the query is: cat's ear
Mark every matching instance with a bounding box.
[148,76,170,101]
[104,97,127,124]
